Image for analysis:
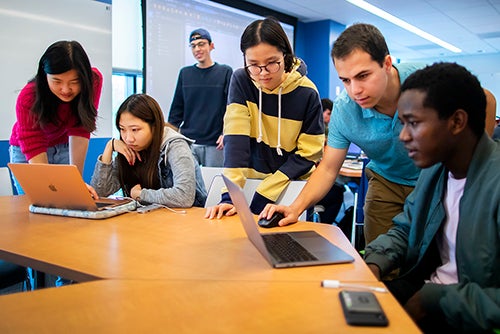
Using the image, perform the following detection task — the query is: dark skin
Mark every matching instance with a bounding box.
[367,88,479,322]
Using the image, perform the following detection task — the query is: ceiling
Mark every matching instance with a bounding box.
[244,0,500,61]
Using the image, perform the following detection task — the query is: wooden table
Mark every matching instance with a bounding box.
[0,195,421,333]
[0,196,375,283]
[339,160,363,178]
[0,279,421,333]
[339,166,363,178]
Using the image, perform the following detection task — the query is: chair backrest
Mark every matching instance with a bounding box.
[203,170,307,220]
[0,167,14,196]
[200,167,224,192]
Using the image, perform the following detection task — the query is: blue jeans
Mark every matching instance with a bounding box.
[9,143,70,195]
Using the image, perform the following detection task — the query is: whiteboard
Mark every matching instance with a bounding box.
[0,0,112,140]
[145,0,295,116]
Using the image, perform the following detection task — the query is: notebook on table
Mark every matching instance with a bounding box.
[222,174,354,268]
[8,163,136,219]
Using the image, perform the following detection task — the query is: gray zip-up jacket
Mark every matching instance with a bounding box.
[91,126,207,207]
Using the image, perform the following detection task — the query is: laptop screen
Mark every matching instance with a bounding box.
[346,143,362,159]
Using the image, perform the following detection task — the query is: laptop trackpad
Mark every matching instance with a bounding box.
[289,231,353,261]
[289,231,331,250]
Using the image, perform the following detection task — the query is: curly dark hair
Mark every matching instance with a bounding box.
[401,62,486,138]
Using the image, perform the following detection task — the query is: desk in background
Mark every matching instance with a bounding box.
[339,159,363,178]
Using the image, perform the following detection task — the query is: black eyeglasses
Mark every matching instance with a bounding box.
[189,41,208,49]
[245,61,282,75]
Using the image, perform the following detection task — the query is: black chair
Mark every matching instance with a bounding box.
[0,260,30,292]
[0,168,31,293]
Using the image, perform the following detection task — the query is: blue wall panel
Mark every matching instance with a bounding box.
[295,20,345,100]
[0,138,110,185]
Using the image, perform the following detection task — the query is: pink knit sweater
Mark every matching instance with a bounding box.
[9,68,103,160]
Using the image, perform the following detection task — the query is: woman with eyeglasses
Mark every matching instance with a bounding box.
[205,17,324,219]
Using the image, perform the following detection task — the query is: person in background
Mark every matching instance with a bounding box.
[261,23,496,246]
[364,62,500,333]
[321,97,333,140]
[205,17,324,219]
[9,40,102,196]
[168,28,233,167]
[91,94,206,208]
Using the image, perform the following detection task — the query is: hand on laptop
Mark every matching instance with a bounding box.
[130,184,142,201]
[259,204,298,226]
[86,183,99,200]
[205,203,236,219]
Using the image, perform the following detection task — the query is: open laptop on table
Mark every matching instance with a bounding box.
[8,163,136,219]
[346,143,362,160]
[222,174,354,268]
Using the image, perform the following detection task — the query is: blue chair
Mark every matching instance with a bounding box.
[350,158,369,251]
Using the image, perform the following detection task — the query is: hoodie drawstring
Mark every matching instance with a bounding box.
[256,86,283,156]
[276,87,283,156]
[257,88,263,143]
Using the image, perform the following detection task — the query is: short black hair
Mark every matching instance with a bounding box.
[331,23,389,67]
[401,62,486,137]
[321,98,333,111]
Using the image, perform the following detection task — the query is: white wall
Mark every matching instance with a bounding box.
[410,53,500,117]
[112,0,142,71]
[0,0,112,140]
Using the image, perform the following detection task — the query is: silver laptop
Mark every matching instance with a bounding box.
[222,174,354,268]
[8,163,135,218]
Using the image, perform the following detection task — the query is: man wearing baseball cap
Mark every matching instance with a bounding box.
[168,28,233,167]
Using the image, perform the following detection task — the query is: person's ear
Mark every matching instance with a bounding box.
[383,54,392,71]
[449,109,468,135]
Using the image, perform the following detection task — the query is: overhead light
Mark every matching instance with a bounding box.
[345,0,462,53]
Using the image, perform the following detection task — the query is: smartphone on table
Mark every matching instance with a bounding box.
[339,290,389,326]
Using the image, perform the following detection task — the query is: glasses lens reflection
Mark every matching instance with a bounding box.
[246,61,281,75]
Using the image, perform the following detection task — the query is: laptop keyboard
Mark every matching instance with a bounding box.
[262,233,318,263]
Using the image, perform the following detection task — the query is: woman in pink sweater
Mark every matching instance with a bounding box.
[9,40,102,194]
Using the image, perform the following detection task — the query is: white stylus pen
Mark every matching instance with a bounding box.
[321,280,388,293]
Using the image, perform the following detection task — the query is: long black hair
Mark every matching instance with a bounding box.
[115,94,165,195]
[32,40,98,132]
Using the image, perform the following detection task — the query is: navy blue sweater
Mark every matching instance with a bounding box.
[168,63,233,145]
